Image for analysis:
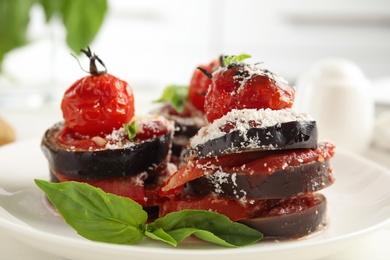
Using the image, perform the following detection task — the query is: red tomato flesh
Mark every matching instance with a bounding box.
[56,117,170,151]
[205,64,295,122]
[61,74,135,137]
[188,59,220,112]
[160,193,323,221]
[52,169,164,207]
[160,142,335,195]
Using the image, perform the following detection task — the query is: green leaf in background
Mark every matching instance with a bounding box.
[34,179,147,245]
[223,54,252,66]
[0,0,34,67]
[155,85,189,113]
[0,0,107,71]
[38,0,63,22]
[146,210,263,247]
[123,121,137,139]
[61,0,107,54]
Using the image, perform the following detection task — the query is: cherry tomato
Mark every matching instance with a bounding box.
[61,74,134,137]
[61,48,135,137]
[205,63,295,122]
[237,73,295,111]
[188,59,220,112]
[204,65,242,122]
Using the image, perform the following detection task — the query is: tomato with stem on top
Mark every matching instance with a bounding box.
[204,56,295,122]
[61,47,135,137]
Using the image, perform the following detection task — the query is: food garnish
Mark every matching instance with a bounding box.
[154,85,189,113]
[35,179,263,247]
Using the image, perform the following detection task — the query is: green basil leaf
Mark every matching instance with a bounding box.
[34,179,147,244]
[144,226,177,246]
[149,210,263,247]
[223,54,252,66]
[60,0,107,54]
[38,0,63,22]
[0,0,34,65]
[155,85,188,113]
[123,121,137,139]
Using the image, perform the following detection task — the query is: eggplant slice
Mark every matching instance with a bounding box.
[190,120,318,158]
[41,123,172,180]
[239,193,327,239]
[188,159,334,199]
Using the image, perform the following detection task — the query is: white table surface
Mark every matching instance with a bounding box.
[0,104,390,260]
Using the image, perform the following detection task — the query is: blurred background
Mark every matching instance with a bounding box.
[1,0,390,98]
[0,0,390,154]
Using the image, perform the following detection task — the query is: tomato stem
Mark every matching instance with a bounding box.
[219,55,225,67]
[80,47,107,75]
[196,67,213,79]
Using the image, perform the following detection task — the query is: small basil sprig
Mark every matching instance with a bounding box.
[35,179,263,247]
[155,85,189,113]
[123,121,137,139]
[223,54,252,66]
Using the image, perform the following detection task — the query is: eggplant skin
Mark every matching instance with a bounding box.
[188,159,334,199]
[41,124,172,180]
[191,121,318,158]
[239,194,327,239]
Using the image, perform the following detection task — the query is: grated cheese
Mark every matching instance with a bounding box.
[190,108,313,147]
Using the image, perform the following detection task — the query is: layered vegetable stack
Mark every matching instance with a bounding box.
[41,48,175,211]
[159,55,335,239]
[40,51,335,240]
[154,58,220,165]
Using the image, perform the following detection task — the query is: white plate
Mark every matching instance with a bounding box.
[0,140,390,260]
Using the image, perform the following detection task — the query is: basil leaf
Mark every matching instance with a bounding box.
[155,85,189,113]
[144,226,177,246]
[148,210,263,247]
[0,0,34,65]
[223,54,252,66]
[60,0,107,54]
[123,122,137,139]
[34,179,147,244]
[38,0,63,22]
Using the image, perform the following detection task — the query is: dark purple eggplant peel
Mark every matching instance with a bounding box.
[41,122,172,180]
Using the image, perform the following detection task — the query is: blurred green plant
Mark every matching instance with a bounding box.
[0,0,107,72]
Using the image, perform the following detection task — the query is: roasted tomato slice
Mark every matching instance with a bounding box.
[159,195,262,221]
[160,193,325,222]
[159,151,269,195]
[52,170,155,206]
[160,142,335,194]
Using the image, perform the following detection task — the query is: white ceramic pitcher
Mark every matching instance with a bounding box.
[294,58,375,153]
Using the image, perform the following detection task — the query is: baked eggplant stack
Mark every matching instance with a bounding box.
[159,55,335,239]
[41,48,175,210]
